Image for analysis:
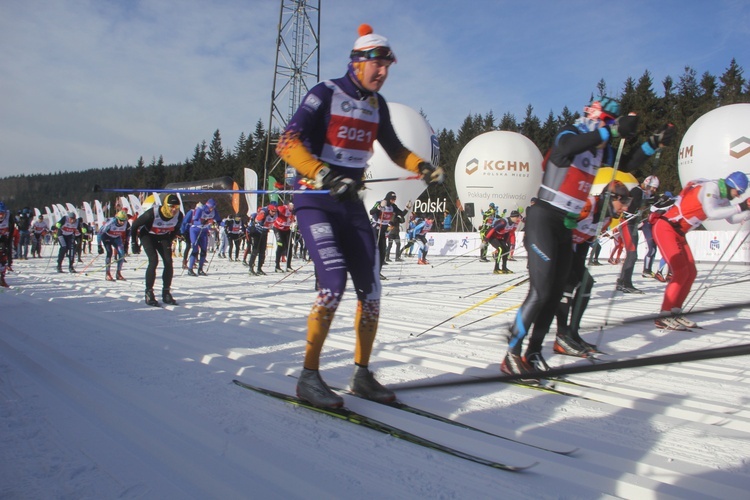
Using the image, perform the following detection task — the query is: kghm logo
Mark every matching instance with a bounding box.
[465,157,530,175]
[729,137,750,159]
[482,160,530,172]
[679,145,693,159]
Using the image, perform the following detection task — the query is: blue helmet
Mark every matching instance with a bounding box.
[205,198,216,209]
[725,171,748,195]
[0,201,6,211]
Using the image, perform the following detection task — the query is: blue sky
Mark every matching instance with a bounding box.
[1,0,748,177]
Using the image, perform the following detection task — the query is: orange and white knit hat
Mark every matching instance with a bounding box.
[350,24,396,62]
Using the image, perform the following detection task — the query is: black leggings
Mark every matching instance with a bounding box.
[508,203,573,355]
[556,243,593,340]
[227,234,242,260]
[488,237,510,271]
[141,234,174,292]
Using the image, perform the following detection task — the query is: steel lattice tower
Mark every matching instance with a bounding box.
[263,0,321,190]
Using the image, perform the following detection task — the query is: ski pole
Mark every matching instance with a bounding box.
[411,276,530,338]
[95,186,331,195]
[460,273,528,299]
[43,238,58,272]
[684,223,749,313]
[594,299,750,330]
[363,175,422,184]
[203,228,219,273]
[594,208,647,245]
[390,342,750,392]
[597,138,630,328]
[83,253,127,276]
[429,242,481,269]
[270,258,313,287]
[79,253,101,273]
[459,302,522,329]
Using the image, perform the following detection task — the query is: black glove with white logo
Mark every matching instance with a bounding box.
[419,162,445,185]
[648,124,676,149]
[315,166,361,201]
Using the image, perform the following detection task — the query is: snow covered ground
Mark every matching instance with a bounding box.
[2,245,750,499]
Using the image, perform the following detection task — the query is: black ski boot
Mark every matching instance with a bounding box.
[162,289,178,305]
[145,289,159,307]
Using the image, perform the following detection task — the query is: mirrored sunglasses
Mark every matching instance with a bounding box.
[351,46,396,63]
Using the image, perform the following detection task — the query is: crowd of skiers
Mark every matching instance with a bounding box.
[3,23,750,411]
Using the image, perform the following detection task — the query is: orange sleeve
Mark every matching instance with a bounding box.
[276,131,327,179]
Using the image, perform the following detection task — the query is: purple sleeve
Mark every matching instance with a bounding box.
[283,83,334,157]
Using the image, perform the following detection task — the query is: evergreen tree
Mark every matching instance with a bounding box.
[192,141,209,180]
[675,66,703,127]
[251,120,267,177]
[595,78,610,99]
[145,155,166,188]
[455,114,482,150]
[538,111,557,150]
[717,58,747,105]
[556,106,576,128]
[481,111,496,132]
[619,77,637,113]
[437,128,458,174]
[207,129,226,178]
[520,104,541,147]
[134,157,146,188]
[498,112,519,132]
[697,71,718,114]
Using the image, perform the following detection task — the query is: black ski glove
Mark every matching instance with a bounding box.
[315,166,361,201]
[740,199,749,212]
[98,245,104,255]
[648,124,675,149]
[131,241,141,254]
[419,162,446,185]
[607,114,639,140]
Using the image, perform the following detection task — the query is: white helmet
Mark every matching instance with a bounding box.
[643,175,660,189]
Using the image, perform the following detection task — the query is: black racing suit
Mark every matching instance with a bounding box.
[508,122,653,357]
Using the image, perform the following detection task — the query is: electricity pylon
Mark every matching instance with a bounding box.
[262,0,321,197]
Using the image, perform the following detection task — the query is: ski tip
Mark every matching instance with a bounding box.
[559,447,580,456]
[502,461,540,472]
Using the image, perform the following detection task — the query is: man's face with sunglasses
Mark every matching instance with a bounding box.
[353,47,395,93]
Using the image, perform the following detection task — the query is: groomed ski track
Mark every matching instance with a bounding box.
[1,248,749,499]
